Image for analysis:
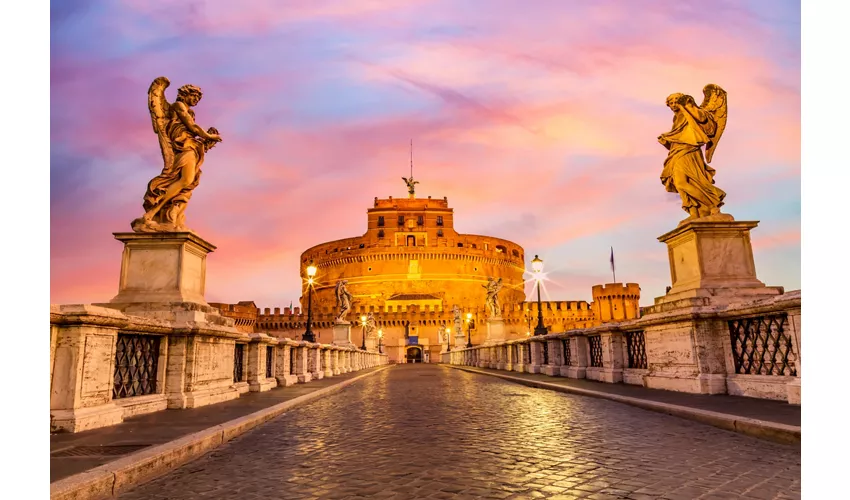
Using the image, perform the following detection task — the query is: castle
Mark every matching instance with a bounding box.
[211,182,640,363]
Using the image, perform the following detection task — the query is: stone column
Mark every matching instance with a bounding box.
[247,334,278,392]
[514,343,527,372]
[294,344,311,383]
[542,339,560,376]
[567,337,588,379]
[599,332,624,383]
[504,343,514,371]
[308,345,323,380]
[786,305,801,404]
[275,343,298,386]
[50,306,125,433]
[527,342,542,374]
[331,349,341,375]
[322,348,334,378]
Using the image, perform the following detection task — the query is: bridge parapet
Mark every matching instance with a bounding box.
[441,291,801,405]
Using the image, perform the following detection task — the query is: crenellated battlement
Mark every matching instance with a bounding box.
[591,282,641,300]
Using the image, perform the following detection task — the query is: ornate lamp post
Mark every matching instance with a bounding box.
[377,329,383,354]
[303,260,318,342]
[446,327,452,352]
[532,255,548,336]
[466,312,473,348]
[360,315,367,350]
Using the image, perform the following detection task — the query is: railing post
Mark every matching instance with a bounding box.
[599,332,624,383]
[275,342,298,386]
[294,343,311,383]
[247,334,278,392]
[322,347,334,378]
[543,338,560,376]
[528,341,542,374]
[786,306,801,404]
[568,336,588,379]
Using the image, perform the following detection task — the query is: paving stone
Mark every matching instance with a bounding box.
[118,365,800,499]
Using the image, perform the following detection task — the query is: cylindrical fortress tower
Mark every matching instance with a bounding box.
[294,193,526,361]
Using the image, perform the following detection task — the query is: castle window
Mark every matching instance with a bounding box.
[457,243,464,247]
[359,243,365,248]
[398,216,404,225]
[485,243,489,251]
[417,215,424,226]
[512,249,520,257]
[437,216,444,226]
[437,229,443,237]
[378,230,384,238]
[496,245,506,253]
[378,216,385,227]
[471,243,477,249]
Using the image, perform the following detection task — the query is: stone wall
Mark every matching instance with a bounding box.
[442,290,801,404]
[49,304,389,433]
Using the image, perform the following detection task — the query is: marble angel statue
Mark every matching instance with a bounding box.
[658,84,728,222]
[132,76,222,232]
[334,280,354,323]
[483,277,503,318]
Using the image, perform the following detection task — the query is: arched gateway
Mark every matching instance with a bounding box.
[405,346,422,363]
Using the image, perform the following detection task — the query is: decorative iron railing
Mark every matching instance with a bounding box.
[289,346,296,375]
[561,338,571,366]
[729,314,797,376]
[233,343,245,382]
[589,335,603,368]
[113,334,160,399]
[625,331,648,369]
[266,346,274,378]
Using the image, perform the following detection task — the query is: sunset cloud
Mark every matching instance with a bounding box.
[50,0,800,308]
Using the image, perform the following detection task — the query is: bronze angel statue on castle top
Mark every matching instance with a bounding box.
[131,77,223,232]
[658,84,728,223]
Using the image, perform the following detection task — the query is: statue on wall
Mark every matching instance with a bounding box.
[452,305,463,335]
[437,324,446,344]
[658,84,728,222]
[483,277,503,318]
[365,312,378,339]
[334,280,354,323]
[132,77,223,233]
[402,176,419,197]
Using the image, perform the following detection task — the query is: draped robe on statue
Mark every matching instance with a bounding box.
[659,105,726,214]
[142,108,207,224]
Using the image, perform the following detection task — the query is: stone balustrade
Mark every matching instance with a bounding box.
[50,304,388,433]
[442,291,801,404]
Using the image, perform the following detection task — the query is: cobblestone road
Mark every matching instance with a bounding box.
[120,365,801,500]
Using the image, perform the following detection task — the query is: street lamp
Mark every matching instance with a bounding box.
[466,312,473,348]
[303,260,318,342]
[446,327,452,352]
[532,255,548,336]
[360,315,367,350]
[377,329,383,354]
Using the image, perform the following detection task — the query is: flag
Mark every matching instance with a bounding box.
[289,300,293,314]
[610,247,616,282]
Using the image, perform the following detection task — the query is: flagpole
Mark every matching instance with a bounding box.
[610,247,616,283]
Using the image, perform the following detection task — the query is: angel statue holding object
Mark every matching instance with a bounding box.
[483,277,503,318]
[402,176,419,197]
[658,84,728,223]
[132,76,223,233]
[452,305,463,335]
[334,280,354,323]
[437,325,446,345]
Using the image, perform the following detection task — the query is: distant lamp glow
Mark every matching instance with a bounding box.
[531,254,543,274]
[532,255,548,336]
[303,260,318,343]
[466,312,473,348]
[360,315,367,350]
[377,329,384,354]
[446,326,452,352]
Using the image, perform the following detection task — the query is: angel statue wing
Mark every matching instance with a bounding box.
[699,83,728,164]
[402,176,409,185]
[148,76,174,171]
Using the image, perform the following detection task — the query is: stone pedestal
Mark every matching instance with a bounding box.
[485,318,506,345]
[109,232,216,307]
[455,334,466,351]
[332,322,355,347]
[365,337,377,352]
[648,218,784,312]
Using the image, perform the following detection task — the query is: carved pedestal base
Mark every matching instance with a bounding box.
[646,217,784,313]
[109,232,216,307]
[332,322,354,347]
[484,318,506,345]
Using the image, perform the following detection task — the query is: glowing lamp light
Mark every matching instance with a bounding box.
[360,315,367,323]
[531,254,544,275]
[466,313,472,321]
[306,260,317,278]
[446,327,451,334]
[378,329,383,339]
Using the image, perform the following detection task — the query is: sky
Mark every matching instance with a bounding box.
[50,0,801,309]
